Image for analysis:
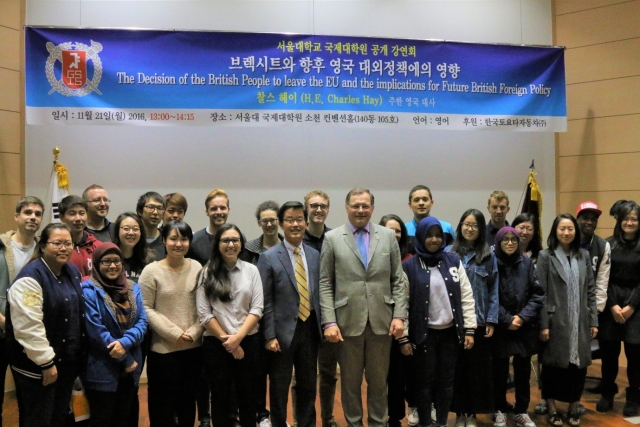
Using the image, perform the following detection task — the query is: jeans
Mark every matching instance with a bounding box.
[493,355,532,414]
[413,327,459,426]
[86,375,137,427]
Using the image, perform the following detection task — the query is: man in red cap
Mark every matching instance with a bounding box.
[576,201,611,399]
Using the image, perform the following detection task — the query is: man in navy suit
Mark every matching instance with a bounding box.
[258,201,322,427]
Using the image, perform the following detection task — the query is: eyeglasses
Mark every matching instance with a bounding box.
[462,222,479,230]
[120,226,141,233]
[347,204,372,211]
[516,226,534,233]
[46,241,74,249]
[501,237,520,244]
[87,198,111,204]
[309,203,329,211]
[259,218,278,226]
[100,259,122,267]
[283,218,306,225]
[220,238,241,245]
[144,205,165,213]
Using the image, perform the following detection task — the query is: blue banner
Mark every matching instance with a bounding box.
[26,27,566,131]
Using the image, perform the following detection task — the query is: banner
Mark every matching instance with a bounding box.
[26,27,567,131]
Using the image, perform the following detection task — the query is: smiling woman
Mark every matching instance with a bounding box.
[139,220,203,427]
[5,223,86,427]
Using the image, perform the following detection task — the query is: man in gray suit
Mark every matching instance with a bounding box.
[258,201,322,427]
[319,187,408,427]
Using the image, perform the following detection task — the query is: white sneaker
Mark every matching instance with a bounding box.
[431,404,436,424]
[259,419,271,427]
[466,415,477,427]
[514,413,536,427]
[407,407,419,426]
[455,415,466,427]
[493,411,507,427]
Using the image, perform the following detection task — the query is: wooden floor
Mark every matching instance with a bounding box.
[0,363,632,426]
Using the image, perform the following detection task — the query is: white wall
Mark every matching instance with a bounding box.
[25,0,556,239]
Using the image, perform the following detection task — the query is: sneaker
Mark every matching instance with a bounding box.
[407,407,419,426]
[259,419,271,427]
[493,411,507,427]
[514,413,536,427]
[576,403,586,416]
[596,396,614,412]
[466,415,478,427]
[623,401,640,417]
[534,399,547,415]
[455,415,466,427]
[323,420,340,427]
[431,404,436,424]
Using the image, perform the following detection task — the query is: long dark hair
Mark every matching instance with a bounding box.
[112,212,149,275]
[198,223,244,302]
[378,214,409,259]
[612,202,640,251]
[547,213,581,254]
[450,209,491,264]
[512,212,543,259]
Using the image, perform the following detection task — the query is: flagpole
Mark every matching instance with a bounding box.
[516,159,535,215]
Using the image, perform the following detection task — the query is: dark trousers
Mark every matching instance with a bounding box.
[493,354,532,414]
[256,330,270,422]
[196,366,211,422]
[0,337,7,427]
[129,331,151,427]
[270,314,320,427]
[86,376,137,427]
[413,327,459,427]
[387,339,415,425]
[203,334,260,427]
[600,338,640,398]
[13,363,79,427]
[147,347,202,427]
[317,338,340,426]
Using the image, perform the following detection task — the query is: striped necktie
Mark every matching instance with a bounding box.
[293,247,310,321]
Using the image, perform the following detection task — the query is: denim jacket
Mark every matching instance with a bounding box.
[446,246,499,326]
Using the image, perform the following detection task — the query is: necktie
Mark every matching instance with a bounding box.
[355,228,368,270]
[293,247,310,321]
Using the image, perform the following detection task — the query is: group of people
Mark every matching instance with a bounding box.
[0,183,637,427]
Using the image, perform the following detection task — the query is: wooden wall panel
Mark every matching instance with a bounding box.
[0,153,21,194]
[0,68,21,112]
[557,153,640,193]
[566,76,640,120]
[0,0,21,29]
[565,38,640,85]
[555,0,633,15]
[555,1,640,48]
[0,110,21,153]
[0,195,19,232]
[559,115,640,157]
[0,26,20,71]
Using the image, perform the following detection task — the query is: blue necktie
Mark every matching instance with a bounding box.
[355,228,368,270]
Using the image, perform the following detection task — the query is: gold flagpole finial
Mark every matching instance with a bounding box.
[53,147,60,165]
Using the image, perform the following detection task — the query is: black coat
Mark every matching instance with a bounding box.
[492,256,544,358]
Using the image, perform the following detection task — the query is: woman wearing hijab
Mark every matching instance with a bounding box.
[82,243,148,427]
[403,217,476,427]
[537,214,598,427]
[491,227,544,427]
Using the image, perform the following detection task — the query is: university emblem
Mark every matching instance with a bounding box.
[45,40,103,96]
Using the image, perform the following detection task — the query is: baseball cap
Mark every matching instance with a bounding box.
[576,201,602,218]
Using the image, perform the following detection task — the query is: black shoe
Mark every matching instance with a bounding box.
[596,396,614,412]
[199,418,212,427]
[624,401,640,417]
[585,382,603,394]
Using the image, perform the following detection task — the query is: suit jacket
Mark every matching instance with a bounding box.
[319,223,407,337]
[538,248,598,369]
[258,242,322,352]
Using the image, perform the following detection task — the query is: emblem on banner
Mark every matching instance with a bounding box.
[45,41,103,96]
